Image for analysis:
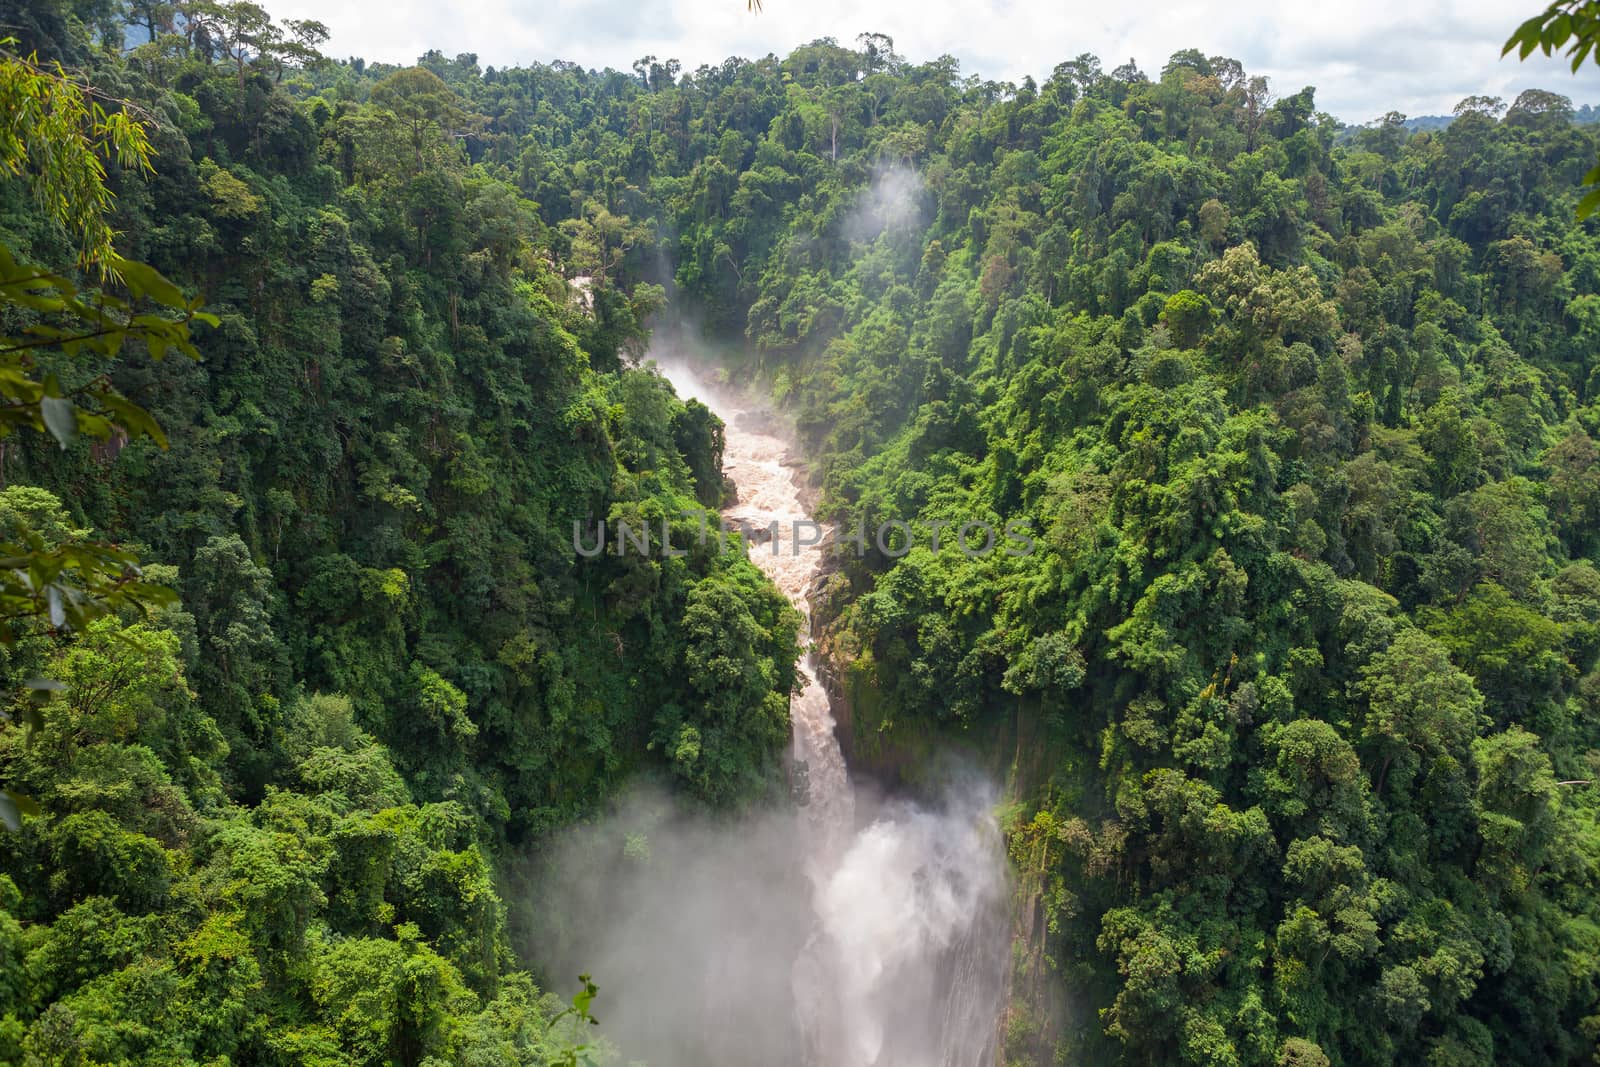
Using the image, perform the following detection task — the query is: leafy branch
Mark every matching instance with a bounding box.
[547,974,601,1067]
[0,50,210,830]
[0,44,155,272]
[1505,1,1600,70]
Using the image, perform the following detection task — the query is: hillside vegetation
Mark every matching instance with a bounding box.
[435,37,1600,1067]
[0,4,798,1062]
[3,5,1600,1065]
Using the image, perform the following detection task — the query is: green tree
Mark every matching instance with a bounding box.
[1505,2,1600,211]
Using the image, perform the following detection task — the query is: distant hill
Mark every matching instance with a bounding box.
[1402,102,1600,131]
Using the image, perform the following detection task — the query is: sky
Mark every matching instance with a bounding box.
[265,0,1600,124]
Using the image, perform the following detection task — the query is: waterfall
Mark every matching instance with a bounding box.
[662,361,1008,1067]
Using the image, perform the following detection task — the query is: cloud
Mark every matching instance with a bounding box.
[266,0,1600,122]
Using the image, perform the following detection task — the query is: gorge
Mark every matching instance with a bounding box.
[4,7,1600,1065]
[538,359,1010,1066]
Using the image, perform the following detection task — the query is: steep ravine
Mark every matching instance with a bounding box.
[659,360,1011,1067]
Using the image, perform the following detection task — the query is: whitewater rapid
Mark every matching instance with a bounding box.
[702,372,854,862]
[660,361,1008,1067]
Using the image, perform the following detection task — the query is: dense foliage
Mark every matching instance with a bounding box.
[7,2,1600,1064]
[349,33,1600,1067]
[0,2,798,1062]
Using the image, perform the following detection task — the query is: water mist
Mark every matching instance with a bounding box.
[536,358,1008,1067]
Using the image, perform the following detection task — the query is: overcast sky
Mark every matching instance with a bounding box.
[266,0,1600,124]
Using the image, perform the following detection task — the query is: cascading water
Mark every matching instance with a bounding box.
[661,361,1009,1067]
[708,382,855,855]
[539,360,1008,1067]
